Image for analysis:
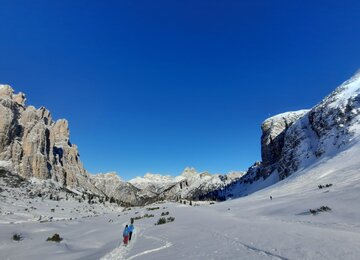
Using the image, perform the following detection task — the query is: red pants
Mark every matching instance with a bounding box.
[123,235,129,245]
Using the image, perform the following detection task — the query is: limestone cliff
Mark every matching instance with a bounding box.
[0,85,98,193]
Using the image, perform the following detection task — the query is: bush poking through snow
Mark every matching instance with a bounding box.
[167,216,175,222]
[155,216,175,225]
[12,234,22,241]
[309,206,332,215]
[155,217,167,225]
[133,214,154,220]
[46,233,63,242]
[146,207,160,211]
[318,184,333,189]
[161,211,169,216]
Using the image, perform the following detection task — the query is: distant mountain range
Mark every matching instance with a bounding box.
[1,70,360,205]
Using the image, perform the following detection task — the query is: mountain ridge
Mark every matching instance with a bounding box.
[1,70,360,205]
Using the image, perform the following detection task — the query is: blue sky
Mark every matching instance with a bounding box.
[1,0,360,179]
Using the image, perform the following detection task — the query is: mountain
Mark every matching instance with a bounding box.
[0,85,243,205]
[1,70,360,206]
[207,70,360,200]
[129,167,244,201]
[0,85,101,194]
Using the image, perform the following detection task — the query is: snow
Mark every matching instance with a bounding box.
[129,173,174,189]
[264,110,310,124]
[2,72,360,259]
[0,160,12,169]
[1,138,360,259]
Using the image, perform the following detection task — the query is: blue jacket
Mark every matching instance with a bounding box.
[123,227,129,236]
[128,224,134,233]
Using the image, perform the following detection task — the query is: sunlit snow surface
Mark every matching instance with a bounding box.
[1,138,360,259]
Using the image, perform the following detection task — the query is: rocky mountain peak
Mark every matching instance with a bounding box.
[181,167,198,177]
[0,84,99,194]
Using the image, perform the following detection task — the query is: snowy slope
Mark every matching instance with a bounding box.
[2,139,359,259]
[2,72,360,259]
[206,71,360,201]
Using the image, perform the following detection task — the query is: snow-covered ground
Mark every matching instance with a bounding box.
[1,139,360,259]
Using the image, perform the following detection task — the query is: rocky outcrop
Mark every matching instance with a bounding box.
[258,71,360,180]
[0,84,244,205]
[0,85,98,193]
[276,72,360,179]
[261,110,309,167]
[129,167,244,201]
[90,173,143,206]
[204,70,360,200]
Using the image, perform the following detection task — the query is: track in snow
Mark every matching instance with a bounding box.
[100,222,138,260]
[126,235,172,260]
[201,228,288,260]
[100,223,173,260]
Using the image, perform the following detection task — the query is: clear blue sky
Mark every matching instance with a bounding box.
[1,1,360,179]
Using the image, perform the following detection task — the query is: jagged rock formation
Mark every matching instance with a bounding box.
[0,85,99,193]
[0,84,243,205]
[276,72,360,180]
[90,173,143,206]
[261,110,309,167]
[2,70,360,205]
[129,167,244,201]
[206,70,360,200]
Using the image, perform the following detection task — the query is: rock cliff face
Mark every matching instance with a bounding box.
[3,71,360,205]
[90,173,142,206]
[258,71,360,180]
[0,85,98,193]
[261,110,309,167]
[276,71,360,180]
[207,70,360,200]
[0,84,243,205]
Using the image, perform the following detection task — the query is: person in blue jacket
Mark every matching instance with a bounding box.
[128,223,135,242]
[123,225,129,246]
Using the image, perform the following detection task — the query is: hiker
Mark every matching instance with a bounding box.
[128,223,134,242]
[123,225,129,246]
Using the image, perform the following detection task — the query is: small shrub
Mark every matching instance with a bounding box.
[319,206,331,212]
[12,234,22,241]
[134,214,154,220]
[309,209,318,215]
[46,233,63,242]
[318,184,333,189]
[155,217,167,225]
[146,207,160,211]
[161,211,169,216]
[309,206,332,215]
[51,209,55,212]
[167,217,175,223]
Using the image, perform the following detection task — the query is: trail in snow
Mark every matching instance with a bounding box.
[100,222,173,260]
[100,222,138,260]
[126,235,172,260]
[200,228,288,260]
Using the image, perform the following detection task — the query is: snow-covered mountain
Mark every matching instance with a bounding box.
[207,70,360,200]
[129,173,174,189]
[129,167,244,201]
[2,70,360,206]
[0,85,244,205]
